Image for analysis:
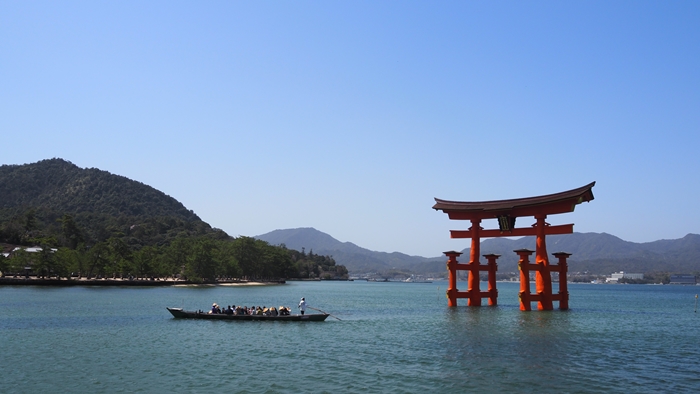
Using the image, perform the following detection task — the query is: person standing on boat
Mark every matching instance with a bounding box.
[298,297,307,315]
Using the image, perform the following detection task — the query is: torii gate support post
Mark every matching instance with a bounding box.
[535,214,554,311]
[516,249,534,311]
[552,252,571,310]
[468,219,482,306]
[484,254,499,306]
[444,251,462,307]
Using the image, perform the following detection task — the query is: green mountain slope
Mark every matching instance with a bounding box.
[0,158,214,248]
[0,158,198,219]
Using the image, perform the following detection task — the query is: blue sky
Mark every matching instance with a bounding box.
[2,1,699,257]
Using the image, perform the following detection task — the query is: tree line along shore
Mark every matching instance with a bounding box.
[0,276,288,286]
[1,234,348,284]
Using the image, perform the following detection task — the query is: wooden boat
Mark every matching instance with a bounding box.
[166,307,329,322]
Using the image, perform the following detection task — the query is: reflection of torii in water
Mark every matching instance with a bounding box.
[433,182,595,311]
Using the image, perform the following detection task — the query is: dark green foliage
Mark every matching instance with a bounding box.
[60,215,83,249]
[0,253,8,275]
[225,237,298,280]
[0,158,198,219]
[0,159,210,248]
[288,247,348,279]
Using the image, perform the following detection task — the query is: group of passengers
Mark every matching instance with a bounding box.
[208,303,291,316]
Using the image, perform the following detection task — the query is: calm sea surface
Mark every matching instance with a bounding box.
[1,281,699,393]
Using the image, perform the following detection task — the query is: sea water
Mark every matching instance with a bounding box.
[1,281,699,393]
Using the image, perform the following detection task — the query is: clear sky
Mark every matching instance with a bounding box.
[2,1,699,257]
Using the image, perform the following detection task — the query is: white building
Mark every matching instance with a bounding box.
[11,246,58,254]
[606,271,644,283]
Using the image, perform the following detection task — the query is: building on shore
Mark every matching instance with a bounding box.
[606,271,644,283]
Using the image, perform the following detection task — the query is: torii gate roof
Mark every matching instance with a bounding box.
[433,182,595,220]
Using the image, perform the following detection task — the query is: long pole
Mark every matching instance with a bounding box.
[307,306,342,321]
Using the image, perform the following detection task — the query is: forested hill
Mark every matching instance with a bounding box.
[0,158,198,220]
[0,159,348,282]
[0,158,213,248]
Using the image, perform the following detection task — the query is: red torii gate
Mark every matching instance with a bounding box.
[433,182,595,311]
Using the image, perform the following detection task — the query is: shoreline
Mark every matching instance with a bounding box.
[0,277,285,287]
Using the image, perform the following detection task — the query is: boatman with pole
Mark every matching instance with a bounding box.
[298,297,306,315]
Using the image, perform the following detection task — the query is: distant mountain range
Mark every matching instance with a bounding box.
[255,228,443,274]
[255,227,700,275]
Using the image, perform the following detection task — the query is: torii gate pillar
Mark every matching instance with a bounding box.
[444,251,461,307]
[443,248,499,307]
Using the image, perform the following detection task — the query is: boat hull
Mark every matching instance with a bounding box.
[166,307,329,322]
